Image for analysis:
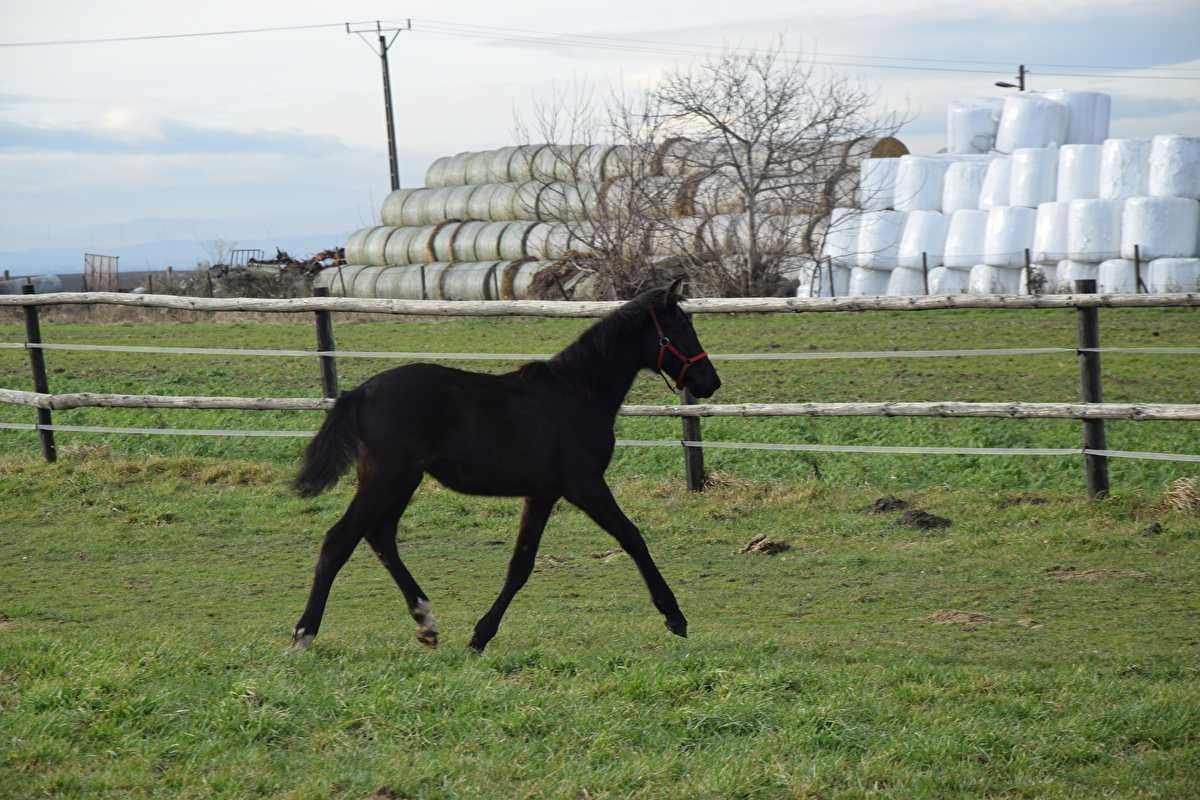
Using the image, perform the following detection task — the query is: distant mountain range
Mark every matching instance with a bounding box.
[0,233,350,277]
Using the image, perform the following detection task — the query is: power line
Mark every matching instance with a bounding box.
[0,21,356,48]
[406,17,1200,75]
[406,20,1200,81]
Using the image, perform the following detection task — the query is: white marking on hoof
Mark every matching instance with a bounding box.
[413,599,438,647]
[293,628,314,650]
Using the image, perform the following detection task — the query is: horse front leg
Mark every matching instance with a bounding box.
[566,479,687,638]
[468,494,557,653]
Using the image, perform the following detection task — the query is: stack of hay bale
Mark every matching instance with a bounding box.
[826,90,1200,297]
[318,138,906,300]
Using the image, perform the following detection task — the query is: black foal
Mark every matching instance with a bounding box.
[291,278,721,652]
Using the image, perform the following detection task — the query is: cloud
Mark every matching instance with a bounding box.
[0,116,346,156]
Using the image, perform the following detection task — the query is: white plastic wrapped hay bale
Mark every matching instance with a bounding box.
[417,188,454,225]
[488,183,521,221]
[1057,259,1099,289]
[451,220,489,262]
[856,210,907,270]
[984,206,1037,268]
[979,157,1012,210]
[466,184,502,221]
[440,153,471,187]
[858,158,899,211]
[1099,139,1151,200]
[1020,263,1058,295]
[443,185,480,221]
[318,265,367,297]
[897,210,948,268]
[1097,259,1138,293]
[1121,197,1200,260]
[1056,144,1102,201]
[524,222,554,260]
[944,209,990,268]
[405,225,439,264]
[848,267,891,296]
[486,146,520,183]
[498,221,538,260]
[945,98,1004,153]
[927,267,970,294]
[1038,90,1111,145]
[507,145,545,184]
[362,226,400,266]
[1010,146,1058,207]
[463,152,493,186]
[886,267,928,296]
[1067,199,1123,262]
[968,265,1021,295]
[942,161,990,214]
[424,156,452,188]
[893,156,951,212]
[995,94,1069,153]
[1148,135,1200,200]
[431,222,463,262]
[1033,202,1070,264]
[392,188,433,226]
[822,208,862,267]
[799,261,851,297]
[1148,258,1200,293]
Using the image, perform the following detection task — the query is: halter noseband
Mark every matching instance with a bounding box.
[648,305,709,392]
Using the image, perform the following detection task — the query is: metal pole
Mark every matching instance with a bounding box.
[21,283,56,463]
[921,251,929,295]
[313,287,338,399]
[1019,64,1026,91]
[1133,243,1144,294]
[1075,279,1109,499]
[378,24,400,192]
[1023,247,1032,295]
[681,389,705,492]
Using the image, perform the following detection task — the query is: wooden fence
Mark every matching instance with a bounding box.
[2,283,1199,498]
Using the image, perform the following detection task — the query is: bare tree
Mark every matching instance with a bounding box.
[522,43,905,298]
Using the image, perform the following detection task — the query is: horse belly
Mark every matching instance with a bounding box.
[425,427,557,497]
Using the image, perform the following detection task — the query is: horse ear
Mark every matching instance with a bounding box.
[664,275,686,303]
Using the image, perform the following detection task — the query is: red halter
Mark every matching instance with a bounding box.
[648,305,709,392]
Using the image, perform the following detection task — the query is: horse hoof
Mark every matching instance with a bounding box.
[416,628,439,648]
[466,639,487,655]
[665,615,688,638]
[292,633,315,650]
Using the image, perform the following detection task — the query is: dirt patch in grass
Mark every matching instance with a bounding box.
[739,535,791,555]
[1044,567,1151,581]
[930,609,992,626]
[864,496,908,514]
[898,509,951,530]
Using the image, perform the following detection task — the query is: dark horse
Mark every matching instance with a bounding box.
[291,278,721,652]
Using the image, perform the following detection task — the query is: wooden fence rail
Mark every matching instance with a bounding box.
[2,290,1199,317]
[4,388,1200,421]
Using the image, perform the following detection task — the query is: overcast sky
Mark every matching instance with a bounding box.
[1,0,1197,256]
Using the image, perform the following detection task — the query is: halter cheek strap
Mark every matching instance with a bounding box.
[648,305,709,392]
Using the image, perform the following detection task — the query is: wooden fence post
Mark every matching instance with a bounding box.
[1133,244,1145,294]
[1075,279,1109,499]
[313,287,338,398]
[21,283,56,463]
[681,388,705,491]
[921,251,930,295]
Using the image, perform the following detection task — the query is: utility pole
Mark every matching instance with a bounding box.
[347,20,410,191]
[995,64,1027,91]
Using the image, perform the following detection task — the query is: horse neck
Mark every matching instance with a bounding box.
[551,319,647,415]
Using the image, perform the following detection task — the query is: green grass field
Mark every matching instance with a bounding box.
[1,307,1198,798]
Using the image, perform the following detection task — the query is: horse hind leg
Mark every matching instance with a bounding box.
[363,470,439,647]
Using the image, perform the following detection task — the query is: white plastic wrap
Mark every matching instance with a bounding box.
[995,94,1069,153]
[1038,90,1111,145]
[984,206,1038,268]
[944,209,990,268]
[1032,202,1070,264]
[1120,196,1200,260]
[979,157,1012,210]
[1057,259,1100,289]
[1067,199,1123,262]
[795,262,851,297]
[897,210,948,268]
[1019,263,1058,295]
[893,156,951,212]
[858,158,899,211]
[942,161,990,214]
[945,98,1005,153]
[1148,135,1200,200]
[927,267,971,294]
[1148,258,1200,293]
[823,208,862,267]
[1099,139,1151,200]
[886,267,929,296]
[848,267,892,296]
[968,265,1022,295]
[1009,146,1058,207]
[1056,144,1102,201]
[1097,259,1138,294]
[856,210,907,270]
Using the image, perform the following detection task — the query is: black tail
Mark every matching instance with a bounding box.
[294,390,362,497]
